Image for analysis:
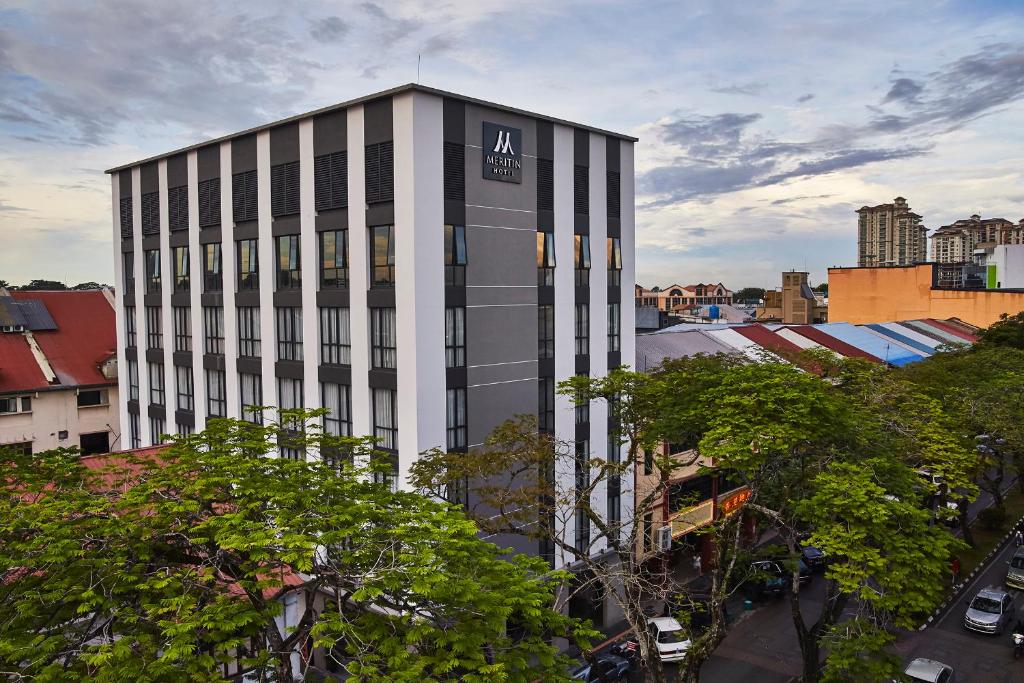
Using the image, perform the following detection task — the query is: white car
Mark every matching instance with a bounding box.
[647,616,691,662]
[902,658,953,683]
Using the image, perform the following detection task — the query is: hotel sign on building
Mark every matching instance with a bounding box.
[482,122,522,183]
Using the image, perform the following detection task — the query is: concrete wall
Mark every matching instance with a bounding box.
[829,263,1024,327]
[0,387,120,453]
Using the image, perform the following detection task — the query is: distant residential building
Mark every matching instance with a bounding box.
[976,244,1024,290]
[755,271,827,324]
[856,197,928,267]
[931,214,1024,265]
[0,289,119,455]
[634,282,733,311]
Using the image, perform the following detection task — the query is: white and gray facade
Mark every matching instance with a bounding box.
[108,84,635,571]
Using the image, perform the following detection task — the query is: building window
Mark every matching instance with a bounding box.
[237,307,261,358]
[538,304,554,359]
[271,161,300,217]
[320,230,348,288]
[278,377,305,460]
[608,302,621,353]
[148,362,165,406]
[314,151,348,211]
[370,308,397,369]
[643,512,653,553]
[176,365,194,412]
[574,165,589,215]
[575,440,590,555]
[173,306,191,352]
[575,235,591,287]
[607,475,621,538]
[322,382,352,437]
[0,396,32,415]
[276,307,303,361]
[168,185,188,231]
[277,376,303,412]
[150,417,165,445]
[445,307,466,368]
[128,359,139,401]
[237,239,259,291]
[320,307,351,365]
[141,191,160,234]
[176,423,193,437]
[365,141,394,204]
[607,237,622,287]
[538,377,555,433]
[575,376,589,424]
[203,243,222,292]
[173,246,189,291]
[370,225,395,287]
[145,249,161,293]
[198,178,221,228]
[124,306,137,347]
[76,389,109,408]
[239,372,263,424]
[123,252,135,292]
[446,387,467,450]
[203,306,224,355]
[444,224,467,286]
[277,235,301,289]
[537,231,555,287]
[575,303,589,356]
[206,369,226,417]
[129,413,141,449]
[232,170,258,223]
[146,306,162,349]
[120,196,133,238]
[372,388,398,450]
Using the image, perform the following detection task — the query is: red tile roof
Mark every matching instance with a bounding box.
[0,332,50,393]
[7,290,115,390]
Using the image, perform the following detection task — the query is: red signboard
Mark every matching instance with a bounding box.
[718,487,751,517]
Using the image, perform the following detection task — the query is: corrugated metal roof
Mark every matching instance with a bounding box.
[732,325,805,357]
[878,322,944,351]
[0,333,50,393]
[783,326,883,363]
[703,328,782,362]
[902,320,968,346]
[813,323,923,367]
[774,328,823,350]
[864,324,935,356]
[635,330,737,371]
[922,318,978,342]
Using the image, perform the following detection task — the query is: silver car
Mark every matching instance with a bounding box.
[903,658,953,683]
[1006,547,1024,589]
[963,587,1014,634]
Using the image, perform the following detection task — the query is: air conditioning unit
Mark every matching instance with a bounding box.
[656,525,673,552]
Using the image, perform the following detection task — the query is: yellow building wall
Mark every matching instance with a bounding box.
[828,264,1024,328]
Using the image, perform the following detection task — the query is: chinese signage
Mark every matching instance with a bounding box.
[482,122,522,183]
[670,499,715,538]
[717,487,751,517]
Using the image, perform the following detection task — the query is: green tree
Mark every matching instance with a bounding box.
[0,412,591,682]
[976,311,1024,349]
[72,281,106,290]
[733,287,766,302]
[18,279,68,291]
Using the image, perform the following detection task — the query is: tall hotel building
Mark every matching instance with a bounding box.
[108,85,636,568]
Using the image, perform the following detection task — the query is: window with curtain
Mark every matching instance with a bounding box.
[173,306,191,352]
[128,359,139,401]
[203,307,225,355]
[445,307,465,368]
[276,307,303,361]
[538,305,554,359]
[277,377,304,460]
[176,365,194,412]
[239,372,263,424]
[372,388,398,450]
[370,308,397,369]
[607,302,621,353]
[146,306,162,349]
[320,307,351,365]
[446,388,467,450]
[444,224,467,286]
[237,307,261,357]
[322,382,352,437]
[575,303,589,356]
[206,369,226,417]
[148,362,164,406]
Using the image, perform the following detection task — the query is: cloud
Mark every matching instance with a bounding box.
[710,82,765,96]
[310,16,349,43]
[769,194,834,206]
[797,93,815,103]
[0,200,28,212]
[882,77,923,104]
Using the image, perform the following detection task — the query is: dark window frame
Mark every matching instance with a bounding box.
[237,239,259,291]
[538,304,554,359]
[320,307,351,366]
[276,307,304,361]
[199,177,222,228]
[445,306,466,368]
[173,246,190,292]
[173,306,191,352]
[237,307,261,358]
[444,224,467,286]
[145,306,162,350]
[370,225,395,288]
[446,387,467,450]
[320,229,348,288]
[276,234,301,290]
[203,243,223,292]
[370,307,397,369]
[203,306,225,355]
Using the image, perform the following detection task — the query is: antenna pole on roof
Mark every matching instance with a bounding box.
[417,54,421,83]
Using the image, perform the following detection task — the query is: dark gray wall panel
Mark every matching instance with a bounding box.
[468,360,538,387]
[574,128,589,166]
[443,98,465,143]
[166,154,187,188]
[363,98,393,144]
[467,378,536,447]
[465,225,535,287]
[466,286,536,307]
[231,135,257,173]
[140,162,158,193]
[313,110,347,155]
[270,122,299,165]
[119,169,132,195]
[466,305,536,367]
[198,145,220,181]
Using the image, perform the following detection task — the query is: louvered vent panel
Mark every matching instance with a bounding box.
[377,141,394,203]
[537,159,554,212]
[443,142,465,202]
[141,192,160,234]
[243,171,257,221]
[168,186,188,231]
[198,178,221,227]
[285,162,300,215]
[573,166,589,215]
[232,170,258,222]
[331,151,347,208]
[365,144,380,204]
[119,197,133,238]
[606,171,620,219]
[315,152,348,211]
[271,164,286,217]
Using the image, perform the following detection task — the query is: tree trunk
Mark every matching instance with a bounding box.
[958,497,974,547]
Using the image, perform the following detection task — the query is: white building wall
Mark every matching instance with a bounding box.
[298,119,320,455]
[618,139,636,542]
[187,150,208,428]
[0,388,120,452]
[131,166,150,446]
[111,174,130,450]
[256,132,276,428]
[346,106,371,441]
[588,134,609,556]
[158,160,174,442]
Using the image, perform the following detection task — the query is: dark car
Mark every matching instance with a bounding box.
[745,559,811,598]
[571,651,630,682]
[801,545,827,572]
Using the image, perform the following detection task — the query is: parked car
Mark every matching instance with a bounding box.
[646,616,691,662]
[1007,548,1024,590]
[801,545,827,572]
[665,590,730,632]
[902,658,954,683]
[963,587,1015,635]
[570,651,630,682]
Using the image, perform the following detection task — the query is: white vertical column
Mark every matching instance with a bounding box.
[588,134,609,555]
[298,119,320,456]
[256,132,276,426]
[618,139,636,539]
[111,175,130,449]
[158,161,174,441]
[187,151,207,429]
[221,146,239,419]
[132,167,150,446]
[347,106,371,440]
[552,124,576,567]
[393,91,446,487]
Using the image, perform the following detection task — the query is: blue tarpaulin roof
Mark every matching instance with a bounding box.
[812,322,925,367]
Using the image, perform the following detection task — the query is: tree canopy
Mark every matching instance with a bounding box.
[0,413,592,682]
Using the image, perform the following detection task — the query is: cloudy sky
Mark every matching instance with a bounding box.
[1,0,1023,289]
